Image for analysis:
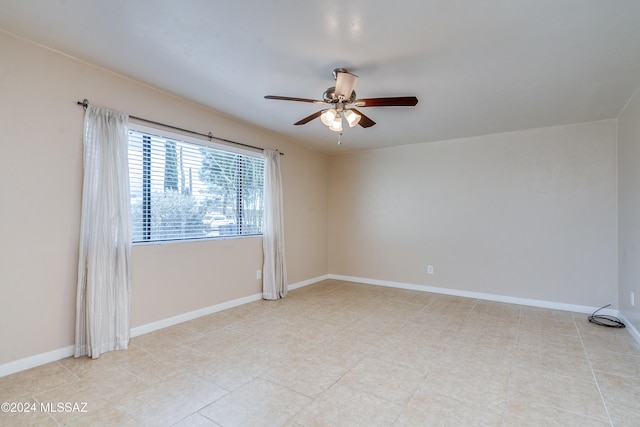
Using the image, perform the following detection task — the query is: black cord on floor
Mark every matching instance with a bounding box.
[588,304,625,328]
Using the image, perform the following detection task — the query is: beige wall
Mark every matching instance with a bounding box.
[329,121,618,307]
[618,86,640,332]
[0,27,631,368]
[0,32,329,365]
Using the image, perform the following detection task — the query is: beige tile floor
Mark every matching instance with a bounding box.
[2,279,640,426]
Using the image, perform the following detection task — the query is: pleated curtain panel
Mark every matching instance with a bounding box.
[262,149,288,300]
[75,104,132,359]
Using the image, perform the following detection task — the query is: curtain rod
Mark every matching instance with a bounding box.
[76,99,283,155]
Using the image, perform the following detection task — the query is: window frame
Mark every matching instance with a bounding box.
[127,122,265,246]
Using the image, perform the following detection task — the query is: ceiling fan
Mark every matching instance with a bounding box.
[264,68,418,132]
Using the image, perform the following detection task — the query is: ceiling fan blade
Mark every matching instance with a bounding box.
[354,96,419,107]
[350,108,376,128]
[294,110,323,125]
[335,71,358,100]
[264,95,324,104]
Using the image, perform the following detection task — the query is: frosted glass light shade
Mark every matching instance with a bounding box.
[344,109,361,127]
[321,108,337,126]
[329,114,343,132]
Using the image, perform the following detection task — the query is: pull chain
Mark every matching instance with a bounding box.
[338,132,342,145]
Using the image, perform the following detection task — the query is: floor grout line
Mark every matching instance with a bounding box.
[576,319,615,426]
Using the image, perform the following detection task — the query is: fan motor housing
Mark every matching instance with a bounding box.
[323,87,357,104]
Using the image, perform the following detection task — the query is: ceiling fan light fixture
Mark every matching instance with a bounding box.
[344,109,361,128]
[321,108,337,126]
[329,114,343,132]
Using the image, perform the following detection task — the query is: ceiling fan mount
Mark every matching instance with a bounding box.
[264,67,418,132]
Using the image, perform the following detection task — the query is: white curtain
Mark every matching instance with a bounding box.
[262,149,287,300]
[75,105,131,359]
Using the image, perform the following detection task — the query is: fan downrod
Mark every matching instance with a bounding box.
[332,68,349,80]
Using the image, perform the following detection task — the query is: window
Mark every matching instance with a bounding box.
[128,124,264,243]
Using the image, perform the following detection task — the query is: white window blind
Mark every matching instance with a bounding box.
[128,125,264,243]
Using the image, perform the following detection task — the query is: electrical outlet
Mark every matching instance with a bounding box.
[427,265,434,275]
[632,291,635,307]
[256,269,262,280]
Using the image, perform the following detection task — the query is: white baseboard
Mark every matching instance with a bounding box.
[617,312,640,345]
[130,293,263,337]
[0,275,328,378]
[329,274,620,316]
[288,274,330,291]
[131,274,327,337]
[0,345,75,379]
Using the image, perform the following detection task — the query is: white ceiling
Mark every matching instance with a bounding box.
[1,0,640,153]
